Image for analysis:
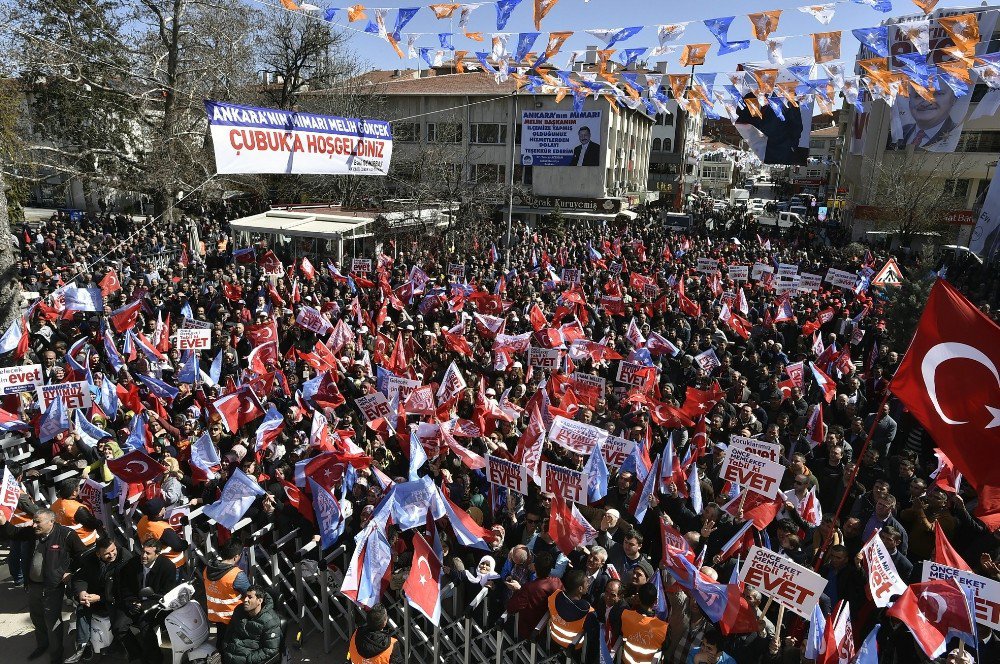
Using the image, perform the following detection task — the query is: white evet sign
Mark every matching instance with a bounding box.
[176,328,212,351]
[0,364,43,395]
[739,546,826,619]
[486,455,530,495]
[719,441,785,498]
[860,532,908,608]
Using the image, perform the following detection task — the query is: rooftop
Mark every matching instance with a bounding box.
[811,124,840,138]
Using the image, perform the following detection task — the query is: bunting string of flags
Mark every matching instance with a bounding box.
[262,0,997,124]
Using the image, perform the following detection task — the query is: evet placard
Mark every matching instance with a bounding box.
[528,346,561,369]
[860,532,908,607]
[799,273,822,292]
[296,306,333,335]
[486,455,530,494]
[922,560,1000,631]
[739,546,826,619]
[561,268,581,284]
[0,466,20,522]
[728,265,749,281]
[751,263,775,280]
[729,435,783,464]
[615,360,648,386]
[0,364,43,395]
[696,258,719,274]
[719,442,785,498]
[176,328,211,351]
[548,416,608,456]
[541,462,591,505]
[777,263,799,276]
[37,381,93,410]
[355,392,391,422]
[825,268,858,290]
[386,376,420,409]
[603,435,636,470]
[351,258,372,274]
[448,263,466,278]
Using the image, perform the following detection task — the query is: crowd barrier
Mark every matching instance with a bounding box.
[1,436,659,663]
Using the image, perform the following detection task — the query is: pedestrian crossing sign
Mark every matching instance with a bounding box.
[871,258,903,286]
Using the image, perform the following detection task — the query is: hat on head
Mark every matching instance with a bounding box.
[144,497,166,517]
[635,558,655,579]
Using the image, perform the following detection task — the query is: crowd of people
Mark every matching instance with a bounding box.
[0,198,999,664]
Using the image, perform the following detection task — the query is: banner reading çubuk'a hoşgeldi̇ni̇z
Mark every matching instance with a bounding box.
[205,101,392,175]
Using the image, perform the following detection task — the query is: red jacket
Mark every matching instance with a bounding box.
[506,577,564,639]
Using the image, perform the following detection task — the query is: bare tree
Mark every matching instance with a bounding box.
[0,78,24,327]
[259,10,341,110]
[865,151,971,244]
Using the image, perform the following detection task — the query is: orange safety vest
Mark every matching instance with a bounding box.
[52,498,97,546]
[347,631,397,664]
[619,609,668,664]
[204,567,242,624]
[547,592,591,650]
[137,515,187,568]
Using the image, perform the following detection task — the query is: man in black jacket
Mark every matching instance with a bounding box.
[222,585,281,664]
[348,603,403,664]
[121,538,179,664]
[67,536,136,663]
[0,508,87,664]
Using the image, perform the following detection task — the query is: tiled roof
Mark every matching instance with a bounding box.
[811,124,840,138]
[373,72,521,96]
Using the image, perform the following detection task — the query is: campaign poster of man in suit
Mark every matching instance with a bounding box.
[572,126,601,166]
[892,81,968,153]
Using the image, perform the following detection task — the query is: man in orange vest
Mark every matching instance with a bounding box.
[613,584,668,664]
[347,603,402,664]
[51,479,101,548]
[136,497,188,571]
[546,570,599,654]
[202,540,250,647]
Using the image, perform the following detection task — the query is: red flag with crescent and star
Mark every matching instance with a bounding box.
[885,578,975,659]
[891,279,1000,529]
[106,450,166,485]
[403,530,442,625]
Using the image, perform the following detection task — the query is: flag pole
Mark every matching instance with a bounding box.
[812,387,893,570]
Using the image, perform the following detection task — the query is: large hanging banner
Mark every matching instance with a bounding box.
[205,101,393,175]
[520,110,603,166]
[887,7,999,153]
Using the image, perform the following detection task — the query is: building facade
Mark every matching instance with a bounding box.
[322,69,656,226]
[838,5,1000,243]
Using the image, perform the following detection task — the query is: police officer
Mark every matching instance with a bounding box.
[3,461,40,585]
[348,603,403,664]
[203,540,250,647]
[0,508,87,663]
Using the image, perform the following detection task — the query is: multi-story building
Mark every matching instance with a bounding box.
[313,66,656,226]
[789,124,841,198]
[694,147,736,198]
[648,100,702,209]
[838,4,1000,243]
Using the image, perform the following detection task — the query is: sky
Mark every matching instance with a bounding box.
[311,0,986,74]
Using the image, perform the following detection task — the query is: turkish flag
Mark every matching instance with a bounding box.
[99,269,121,297]
[934,521,972,571]
[548,485,593,555]
[213,387,264,433]
[441,329,474,357]
[247,341,280,374]
[107,450,166,485]
[403,385,436,416]
[109,299,143,333]
[300,257,316,280]
[246,321,278,347]
[528,303,548,332]
[886,578,975,658]
[403,531,442,625]
[279,480,315,524]
[891,279,1000,529]
[222,281,242,302]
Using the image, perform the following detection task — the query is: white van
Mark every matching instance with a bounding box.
[778,211,805,228]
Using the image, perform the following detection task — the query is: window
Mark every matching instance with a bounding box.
[701,166,727,180]
[662,138,672,152]
[513,164,533,185]
[470,123,507,144]
[660,113,674,126]
[427,123,462,143]
[944,178,970,200]
[469,163,505,183]
[649,162,679,175]
[956,131,1000,153]
[652,138,662,151]
[809,139,825,149]
[806,169,823,178]
[393,122,420,142]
